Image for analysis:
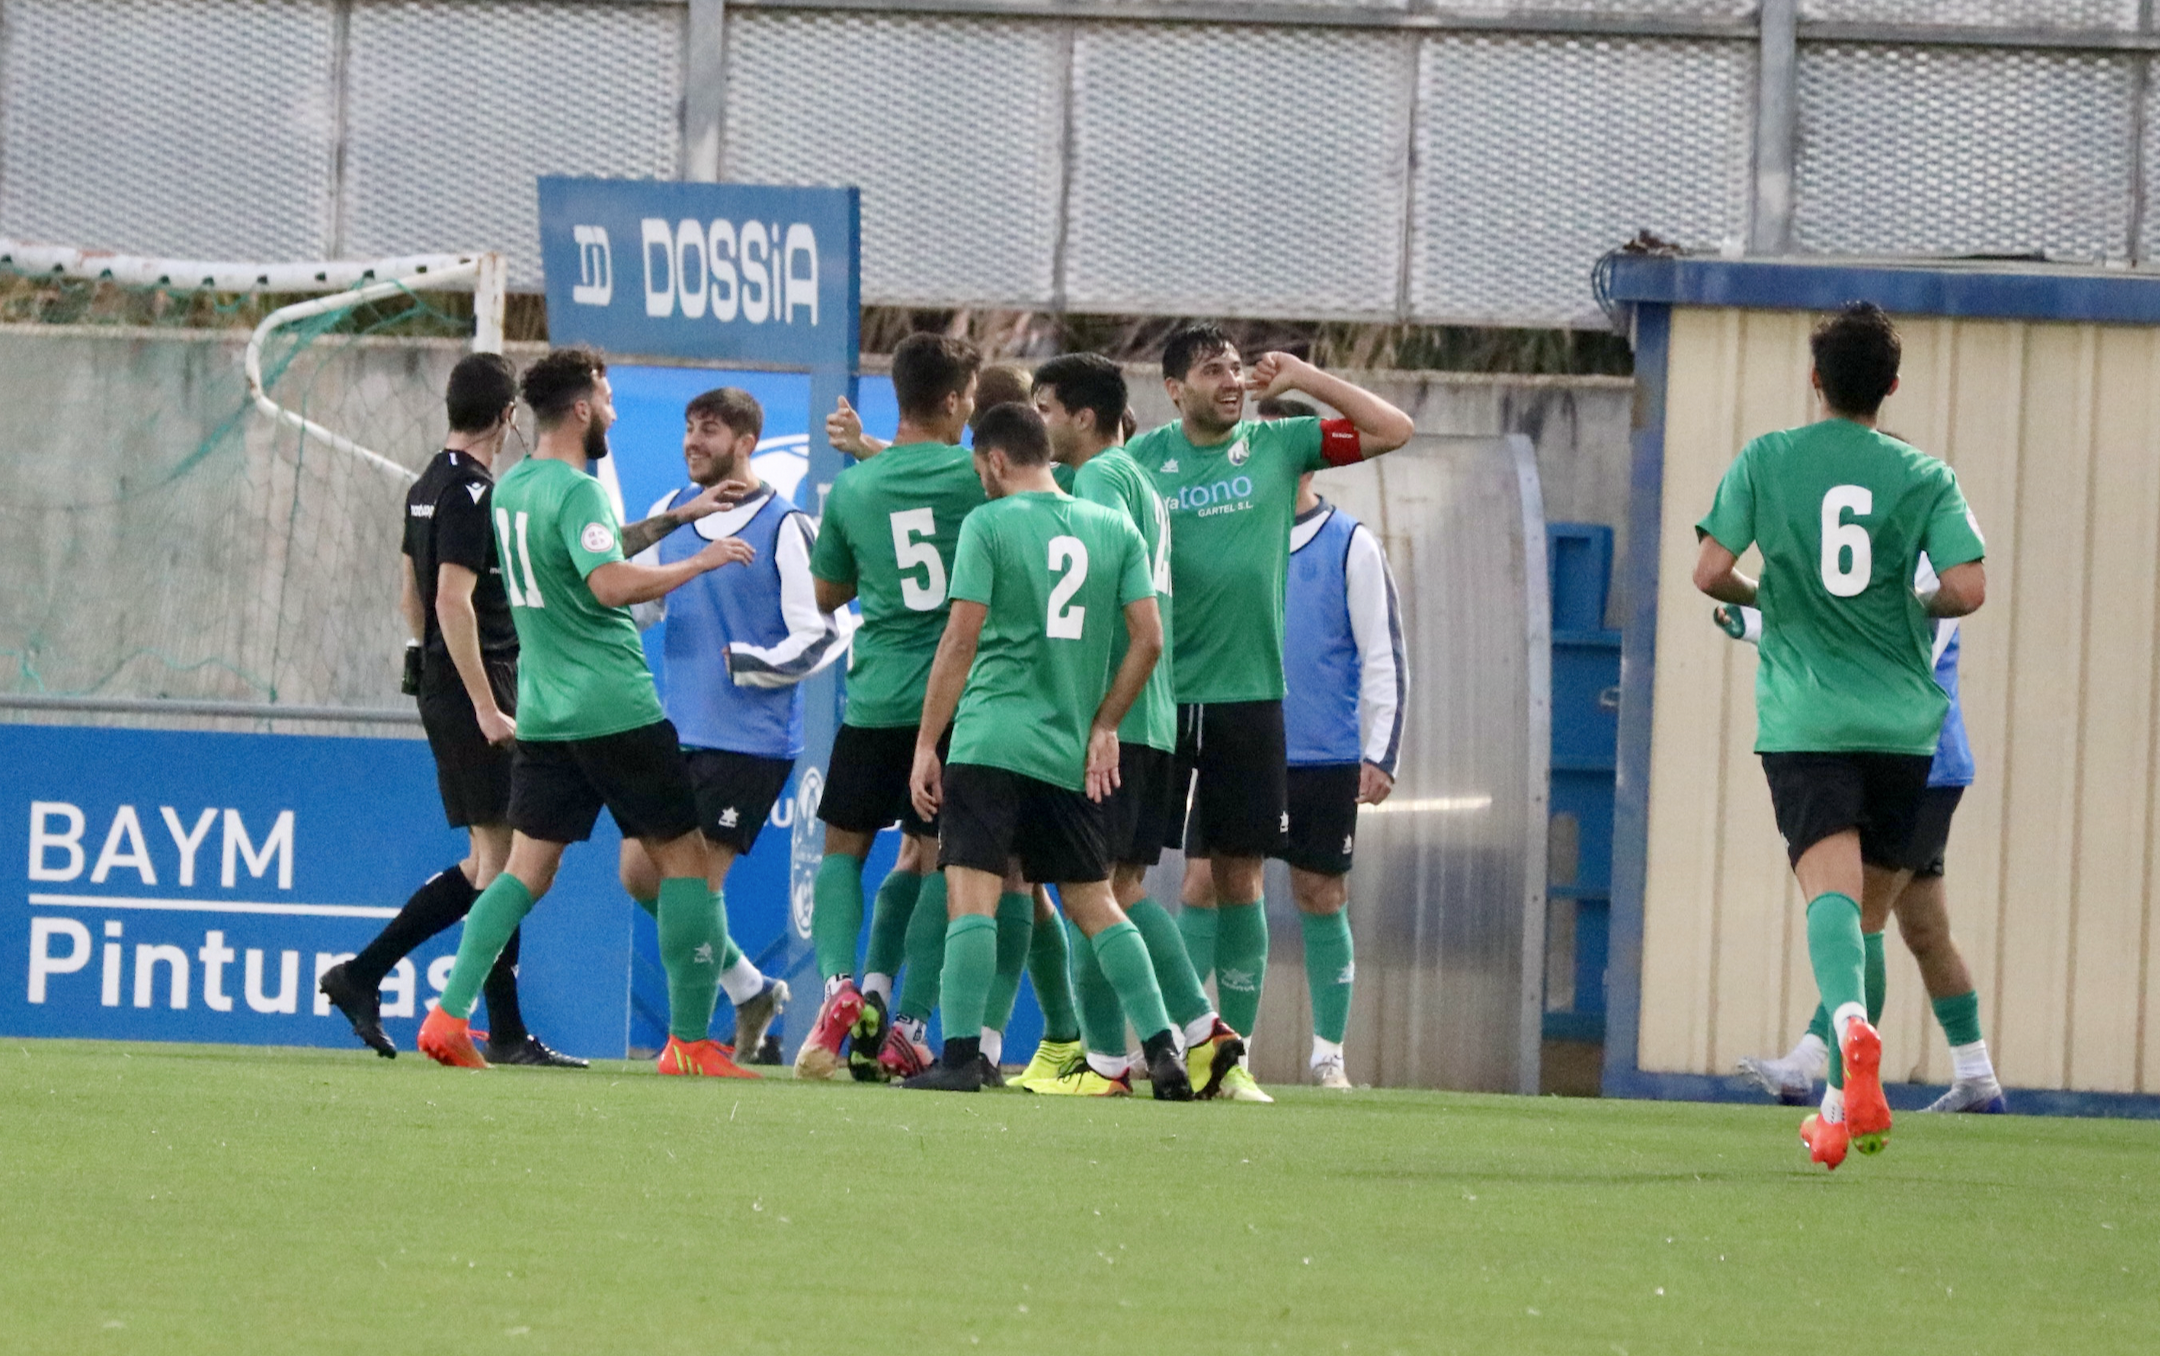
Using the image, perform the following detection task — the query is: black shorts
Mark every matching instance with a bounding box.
[509,719,700,845]
[415,656,517,829]
[685,748,795,854]
[1272,764,1362,876]
[1900,785,1963,879]
[1171,700,1289,859]
[1760,752,1934,870]
[819,722,946,838]
[938,762,1109,885]
[1104,743,1180,869]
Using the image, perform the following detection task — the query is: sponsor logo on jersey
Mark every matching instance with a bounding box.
[1164,476,1255,517]
[409,503,435,519]
[1227,438,1250,467]
[580,522,614,553]
[1159,458,1179,473]
[718,806,739,828]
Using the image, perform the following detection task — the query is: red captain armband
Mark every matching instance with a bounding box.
[1319,418,1363,468]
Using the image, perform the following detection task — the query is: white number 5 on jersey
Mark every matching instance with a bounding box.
[889,508,948,611]
[1819,485,1873,597]
[1047,535,1089,639]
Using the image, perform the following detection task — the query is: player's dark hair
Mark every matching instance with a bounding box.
[1162,322,1234,382]
[892,332,982,423]
[1032,353,1127,436]
[686,386,763,442]
[445,352,517,433]
[968,364,1032,433]
[1810,302,1901,417]
[1256,396,1318,421]
[972,402,1051,467]
[521,346,608,427]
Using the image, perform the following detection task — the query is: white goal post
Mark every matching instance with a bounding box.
[0,240,507,484]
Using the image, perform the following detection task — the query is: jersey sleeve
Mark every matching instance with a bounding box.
[808,479,857,584]
[1919,466,1986,569]
[1696,444,1758,556]
[947,513,996,607]
[1268,416,1328,474]
[1113,516,1153,608]
[433,479,495,575]
[560,475,625,579]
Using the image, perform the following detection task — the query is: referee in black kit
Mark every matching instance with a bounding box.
[318,353,583,1067]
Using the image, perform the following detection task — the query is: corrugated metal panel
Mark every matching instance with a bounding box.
[1793,45,2137,264]
[1064,24,1410,320]
[1798,0,2139,26]
[341,1,683,286]
[1642,304,2160,1094]
[0,0,340,261]
[718,11,1065,308]
[1411,34,1755,327]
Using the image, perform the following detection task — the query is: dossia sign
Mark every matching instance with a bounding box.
[0,724,633,1057]
[538,177,860,370]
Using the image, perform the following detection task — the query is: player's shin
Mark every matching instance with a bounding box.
[1089,920,1172,1052]
[934,914,999,1063]
[1213,900,1269,1037]
[981,891,1035,1038]
[1300,909,1354,1047]
[811,853,866,983]
[1028,909,1081,1044]
[1128,898,1213,1030]
[1805,892,1868,1089]
[862,869,923,1002]
[1864,930,1887,1025]
[657,876,724,1042]
[1071,918,1130,1060]
[437,874,536,1019]
[1177,905,1219,983]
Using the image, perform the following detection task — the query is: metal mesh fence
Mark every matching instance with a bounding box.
[1798,0,2140,27]
[342,1,683,288]
[1064,24,1410,320]
[1793,44,2137,263]
[720,11,1066,308]
[1412,34,1755,327]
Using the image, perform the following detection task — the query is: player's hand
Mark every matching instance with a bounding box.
[677,478,749,522]
[909,745,943,821]
[476,706,517,747]
[696,536,756,571]
[1357,761,1393,806]
[1084,725,1122,803]
[1244,351,1313,400]
[826,397,870,456]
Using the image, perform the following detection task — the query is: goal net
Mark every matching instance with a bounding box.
[0,243,507,725]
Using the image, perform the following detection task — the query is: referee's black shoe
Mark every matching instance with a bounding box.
[901,1037,985,1092]
[485,1035,590,1068]
[318,963,395,1059]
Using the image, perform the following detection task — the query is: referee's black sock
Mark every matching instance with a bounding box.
[346,863,478,989]
[480,926,529,1047]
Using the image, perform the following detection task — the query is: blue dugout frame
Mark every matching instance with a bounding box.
[1602,255,2160,1119]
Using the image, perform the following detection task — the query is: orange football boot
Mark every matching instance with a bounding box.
[1799,1113,1850,1170]
[656,1036,760,1078]
[1839,1019,1892,1154]
[418,1007,489,1069]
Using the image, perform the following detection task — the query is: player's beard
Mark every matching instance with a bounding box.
[584,417,611,461]
[1185,395,1238,439]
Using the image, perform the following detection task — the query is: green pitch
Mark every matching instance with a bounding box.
[4,1041,2153,1354]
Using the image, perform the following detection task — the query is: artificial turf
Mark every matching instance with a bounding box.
[2,1039,2153,1354]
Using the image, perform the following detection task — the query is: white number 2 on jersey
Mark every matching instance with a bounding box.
[494,507,545,608]
[1148,496,1173,596]
[888,508,947,611]
[1047,535,1089,639]
[1819,485,1873,598]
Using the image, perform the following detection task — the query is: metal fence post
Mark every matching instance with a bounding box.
[682,0,728,182]
[1749,0,1796,255]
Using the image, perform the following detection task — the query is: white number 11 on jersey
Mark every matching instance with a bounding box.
[494,508,546,608]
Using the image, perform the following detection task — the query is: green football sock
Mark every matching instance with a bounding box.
[1178,905,1219,983]
[1091,920,1171,1043]
[863,869,923,980]
[1301,909,1355,1045]
[713,890,742,972]
[1933,990,1984,1047]
[1213,899,1269,1038]
[811,853,865,981]
[438,875,535,1019]
[658,876,723,1042]
[897,871,949,1021]
[937,914,999,1047]
[1864,930,1886,1025]
[1129,898,1212,1029]
[1070,918,1128,1056]
[1806,1002,1830,1047]
[1027,906,1080,1044]
[1806,892,1866,1089]
[982,892,1035,1035]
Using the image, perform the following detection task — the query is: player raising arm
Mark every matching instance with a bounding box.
[1692,302,1985,1170]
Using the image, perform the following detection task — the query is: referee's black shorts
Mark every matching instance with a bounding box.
[416,655,516,829]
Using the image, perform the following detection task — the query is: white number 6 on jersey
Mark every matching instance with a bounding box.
[889,508,947,611]
[1819,485,1873,598]
[1047,535,1089,639]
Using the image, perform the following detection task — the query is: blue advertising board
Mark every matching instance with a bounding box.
[0,724,634,1058]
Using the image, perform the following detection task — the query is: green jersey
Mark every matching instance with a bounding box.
[1072,447,1176,752]
[489,456,665,741]
[1128,416,1326,704]
[947,490,1154,791]
[1698,420,1986,755]
[809,441,988,728]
